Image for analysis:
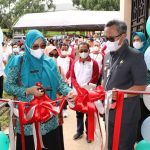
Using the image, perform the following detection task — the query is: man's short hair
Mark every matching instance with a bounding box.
[60,43,69,49]
[78,42,90,49]
[105,20,127,34]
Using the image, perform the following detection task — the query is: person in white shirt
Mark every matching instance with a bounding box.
[71,42,99,143]
[57,43,73,118]
[90,40,103,74]
[57,43,73,84]
[0,45,7,98]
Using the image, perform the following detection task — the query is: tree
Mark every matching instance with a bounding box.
[0,0,55,30]
[72,0,120,11]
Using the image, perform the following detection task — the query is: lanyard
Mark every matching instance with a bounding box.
[105,51,127,91]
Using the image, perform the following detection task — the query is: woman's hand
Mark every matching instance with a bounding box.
[26,86,44,97]
[66,90,77,108]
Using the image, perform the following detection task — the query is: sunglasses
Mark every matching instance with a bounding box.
[79,49,89,53]
[105,33,123,42]
[32,44,46,50]
[49,53,59,58]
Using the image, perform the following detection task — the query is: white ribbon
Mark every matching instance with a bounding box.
[94,100,105,115]
[8,101,19,150]
[104,91,112,150]
[8,102,53,150]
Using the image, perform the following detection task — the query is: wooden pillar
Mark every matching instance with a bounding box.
[120,0,132,44]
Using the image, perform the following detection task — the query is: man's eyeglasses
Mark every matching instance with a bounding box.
[32,44,46,50]
[105,33,123,42]
[49,53,59,58]
[79,49,89,53]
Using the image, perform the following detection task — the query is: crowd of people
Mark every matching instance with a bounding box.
[0,19,150,150]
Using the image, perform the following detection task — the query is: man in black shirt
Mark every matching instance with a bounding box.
[102,20,147,150]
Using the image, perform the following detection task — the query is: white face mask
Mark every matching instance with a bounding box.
[61,50,68,56]
[133,41,143,49]
[30,48,44,59]
[51,57,57,62]
[13,48,19,53]
[106,40,120,52]
[19,51,24,55]
[93,46,99,52]
[79,52,89,59]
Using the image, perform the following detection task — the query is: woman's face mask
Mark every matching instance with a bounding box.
[133,41,143,49]
[13,47,20,53]
[29,40,46,59]
[30,48,44,59]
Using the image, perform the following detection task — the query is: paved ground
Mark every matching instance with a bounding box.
[4,107,106,150]
[63,109,106,150]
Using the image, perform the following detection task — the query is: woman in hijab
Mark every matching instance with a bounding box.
[132,31,150,141]
[4,30,74,150]
[132,32,148,53]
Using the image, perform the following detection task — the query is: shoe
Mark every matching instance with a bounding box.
[86,137,92,143]
[63,110,68,118]
[73,133,83,140]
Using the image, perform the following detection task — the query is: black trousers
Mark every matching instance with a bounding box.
[58,125,64,150]
[108,121,138,150]
[76,112,88,135]
[16,127,63,150]
[0,76,3,98]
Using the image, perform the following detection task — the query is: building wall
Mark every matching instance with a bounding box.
[120,0,132,44]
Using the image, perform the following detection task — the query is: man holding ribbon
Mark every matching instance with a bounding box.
[102,20,147,150]
[4,29,74,150]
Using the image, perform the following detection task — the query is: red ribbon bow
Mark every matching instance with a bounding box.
[18,94,64,150]
[71,80,105,141]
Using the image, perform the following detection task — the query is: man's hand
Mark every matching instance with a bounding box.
[26,86,44,97]
[112,88,117,100]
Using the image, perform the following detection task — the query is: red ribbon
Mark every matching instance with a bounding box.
[112,91,124,150]
[18,94,64,150]
[71,80,105,141]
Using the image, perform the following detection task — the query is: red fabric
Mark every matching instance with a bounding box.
[112,92,124,150]
[88,59,99,84]
[68,46,75,59]
[66,57,73,79]
[70,79,105,141]
[101,44,107,56]
[18,92,64,150]
[70,59,78,85]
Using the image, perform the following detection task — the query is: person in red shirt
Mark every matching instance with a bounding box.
[71,42,99,143]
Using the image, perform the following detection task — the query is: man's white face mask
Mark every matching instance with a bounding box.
[61,50,68,56]
[79,52,89,59]
[106,40,120,52]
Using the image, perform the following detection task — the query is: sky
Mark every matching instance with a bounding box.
[53,0,77,11]
[53,0,73,4]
